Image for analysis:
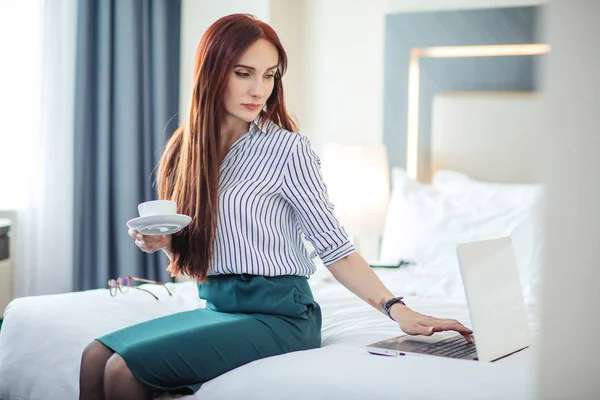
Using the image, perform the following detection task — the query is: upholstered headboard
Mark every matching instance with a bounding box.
[428,92,543,184]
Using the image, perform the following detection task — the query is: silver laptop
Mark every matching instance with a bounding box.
[366,237,530,362]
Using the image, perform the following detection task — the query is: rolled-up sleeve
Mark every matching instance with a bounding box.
[280,135,356,265]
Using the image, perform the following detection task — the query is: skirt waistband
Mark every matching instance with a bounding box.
[197,274,318,319]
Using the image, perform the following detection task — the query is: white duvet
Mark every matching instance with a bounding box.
[0,264,541,400]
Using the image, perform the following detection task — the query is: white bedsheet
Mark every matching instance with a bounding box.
[0,264,541,400]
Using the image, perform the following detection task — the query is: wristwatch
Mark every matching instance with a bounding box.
[383,296,406,320]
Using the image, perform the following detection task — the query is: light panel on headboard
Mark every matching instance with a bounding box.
[430,92,543,184]
[383,6,542,182]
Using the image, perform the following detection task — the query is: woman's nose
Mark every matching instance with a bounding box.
[249,77,264,98]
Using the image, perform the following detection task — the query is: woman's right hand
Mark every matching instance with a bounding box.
[128,229,172,254]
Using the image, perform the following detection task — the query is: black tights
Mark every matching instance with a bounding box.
[79,340,157,400]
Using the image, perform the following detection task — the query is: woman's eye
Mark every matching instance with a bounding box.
[235,71,249,77]
[265,74,275,80]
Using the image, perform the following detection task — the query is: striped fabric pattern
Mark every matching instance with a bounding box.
[210,119,355,276]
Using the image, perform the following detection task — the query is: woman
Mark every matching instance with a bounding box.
[79,13,472,400]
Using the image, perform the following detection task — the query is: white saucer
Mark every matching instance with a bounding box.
[126,214,192,236]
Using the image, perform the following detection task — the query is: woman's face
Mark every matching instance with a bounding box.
[223,39,279,124]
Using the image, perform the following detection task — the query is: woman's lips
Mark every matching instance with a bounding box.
[242,103,262,111]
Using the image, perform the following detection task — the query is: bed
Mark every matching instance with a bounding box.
[0,265,541,400]
[0,93,545,399]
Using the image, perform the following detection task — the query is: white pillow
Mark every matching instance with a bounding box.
[433,170,545,289]
[379,168,545,290]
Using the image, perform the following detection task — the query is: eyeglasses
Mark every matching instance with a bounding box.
[108,276,173,300]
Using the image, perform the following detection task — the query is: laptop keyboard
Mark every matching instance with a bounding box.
[418,335,478,359]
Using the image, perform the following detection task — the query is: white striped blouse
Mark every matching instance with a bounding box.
[209,119,356,277]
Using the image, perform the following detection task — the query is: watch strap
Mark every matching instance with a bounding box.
[383,296,406,320]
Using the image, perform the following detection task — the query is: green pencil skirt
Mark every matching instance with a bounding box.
[96,274,322,395]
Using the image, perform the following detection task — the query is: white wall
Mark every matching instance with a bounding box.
[179,0,388,150]
[268,0,304,127]
[296,0,387,150]
[537,1,600,398]
[178,0,270,118]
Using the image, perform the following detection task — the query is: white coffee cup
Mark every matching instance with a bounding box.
[137,200,177,217]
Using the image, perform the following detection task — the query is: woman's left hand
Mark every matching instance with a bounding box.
[390,304,474,343]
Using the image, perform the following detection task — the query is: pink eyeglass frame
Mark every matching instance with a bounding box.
[108,276,173,300]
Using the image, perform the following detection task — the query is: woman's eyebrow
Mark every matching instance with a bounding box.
[234,64,278,71]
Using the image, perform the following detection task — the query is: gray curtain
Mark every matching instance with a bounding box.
[74,0,181,290]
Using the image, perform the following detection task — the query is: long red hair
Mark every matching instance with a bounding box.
[157,14,297,281]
